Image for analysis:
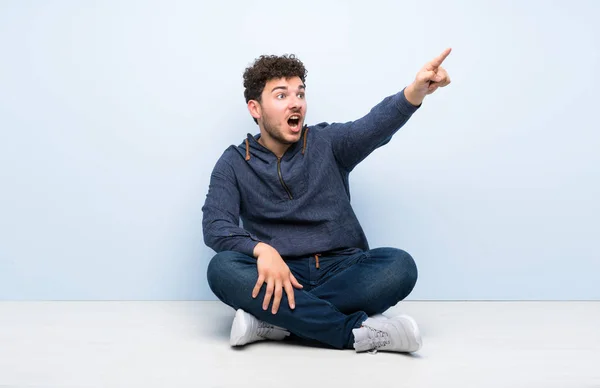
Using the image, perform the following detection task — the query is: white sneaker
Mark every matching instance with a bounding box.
[229,309,290,346]
[352,314,422,353]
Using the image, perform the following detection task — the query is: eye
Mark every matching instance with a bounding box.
[298,93,305,99]
[276,93,286,99]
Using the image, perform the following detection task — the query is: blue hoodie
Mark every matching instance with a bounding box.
[202,88,420,258]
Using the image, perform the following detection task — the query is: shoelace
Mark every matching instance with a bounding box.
[364,326,391,354]
[257,321,275,338]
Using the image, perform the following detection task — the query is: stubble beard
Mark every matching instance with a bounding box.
[262,114,297,146]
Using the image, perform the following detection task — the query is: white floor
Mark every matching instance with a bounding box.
[0,301,598,388]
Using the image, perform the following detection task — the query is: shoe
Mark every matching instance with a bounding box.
[352,314,422,353]
[229,309,290,346]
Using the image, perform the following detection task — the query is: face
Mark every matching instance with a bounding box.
[251,76,307,147]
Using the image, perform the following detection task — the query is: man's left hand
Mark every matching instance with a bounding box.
[405,47,452,106]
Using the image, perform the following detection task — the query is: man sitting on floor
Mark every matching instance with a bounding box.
[202,48,452,353]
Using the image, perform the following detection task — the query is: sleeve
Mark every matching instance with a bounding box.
[201,157,261,256]
[328,87,420,171]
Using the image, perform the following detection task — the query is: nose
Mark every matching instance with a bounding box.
[288,94,303,110]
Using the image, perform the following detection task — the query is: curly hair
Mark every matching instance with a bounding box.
[243,54,307,124]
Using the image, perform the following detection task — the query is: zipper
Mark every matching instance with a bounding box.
[277,157,293,200]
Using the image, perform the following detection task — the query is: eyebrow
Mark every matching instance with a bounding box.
[271,85,306,93]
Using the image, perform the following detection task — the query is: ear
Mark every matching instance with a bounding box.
[247,100,262,121]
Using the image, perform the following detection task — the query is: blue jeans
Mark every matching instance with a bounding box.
[207,247,418,349]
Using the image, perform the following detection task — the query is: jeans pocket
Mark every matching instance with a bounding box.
[318,252,367,284]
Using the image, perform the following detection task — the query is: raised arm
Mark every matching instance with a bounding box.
[404,47,452,106]
[330,48,452,171]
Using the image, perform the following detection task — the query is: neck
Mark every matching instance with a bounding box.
[257,131,290,159]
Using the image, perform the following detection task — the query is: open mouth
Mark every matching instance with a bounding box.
[287,114,301,128]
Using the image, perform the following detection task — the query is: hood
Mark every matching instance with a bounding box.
[237,125,310,162]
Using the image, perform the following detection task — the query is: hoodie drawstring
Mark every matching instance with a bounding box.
[302,126,309,155]
[245,139,250,161]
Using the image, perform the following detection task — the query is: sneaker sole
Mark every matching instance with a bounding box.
[396,314,422,352]
[230,309,253,346]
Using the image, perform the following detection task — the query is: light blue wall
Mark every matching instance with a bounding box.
[1,1,598,300]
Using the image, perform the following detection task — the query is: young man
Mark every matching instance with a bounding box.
[202,49,451,353]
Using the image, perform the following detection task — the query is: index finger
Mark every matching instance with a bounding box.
[284,281,295,309]
[429,47,452,69]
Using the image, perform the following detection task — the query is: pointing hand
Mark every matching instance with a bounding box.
[405,48,452,106]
